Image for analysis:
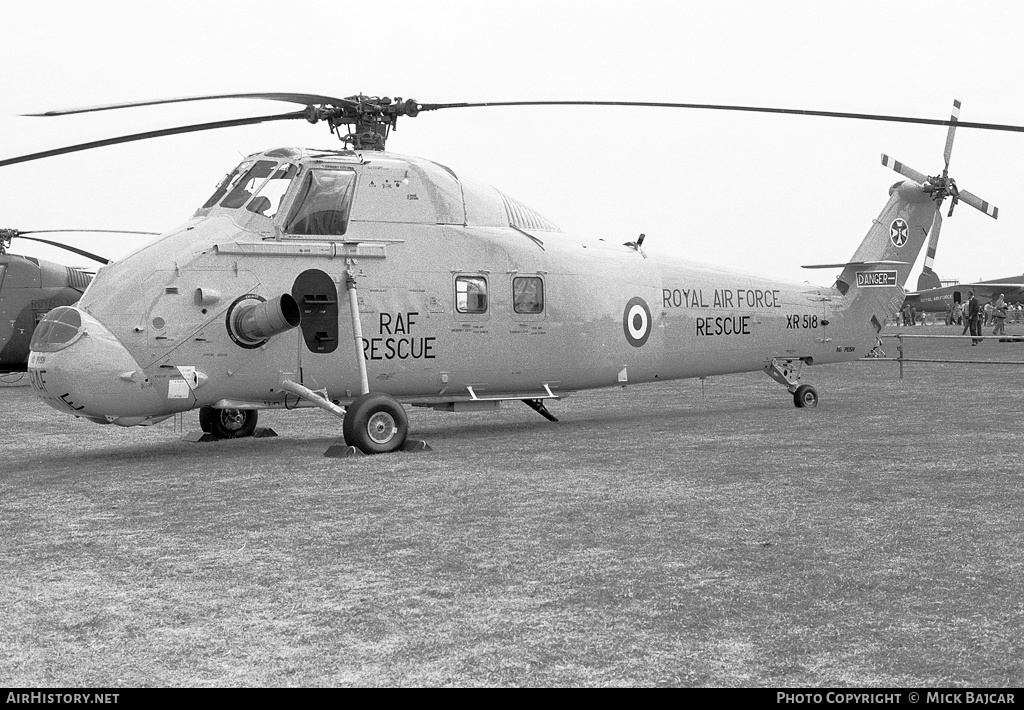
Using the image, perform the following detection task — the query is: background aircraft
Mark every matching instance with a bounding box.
[0,229,157,373]
[905,273,1024,313]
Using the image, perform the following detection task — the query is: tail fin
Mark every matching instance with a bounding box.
[802,180,939,334]
[837,180,938,293]
[834,181,938,328]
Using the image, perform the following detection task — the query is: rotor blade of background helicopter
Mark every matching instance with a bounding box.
[14,236,112,264]
[418,100,1024,134]
[0,111,308,167]
[881,154,929,184]
[23,93,357,117]
[957,188,999,219]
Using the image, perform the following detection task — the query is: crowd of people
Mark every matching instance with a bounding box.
[893,293,1017,344]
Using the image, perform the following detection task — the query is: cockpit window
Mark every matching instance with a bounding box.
[201,160,253,209]
[284,169,357,236]
[222,160,279,209]
[246,163,298,218]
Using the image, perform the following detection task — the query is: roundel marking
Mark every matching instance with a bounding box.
[889,218,909,247]
[623,296,652,348]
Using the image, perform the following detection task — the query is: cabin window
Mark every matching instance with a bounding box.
[246,163,298,218]
[221,160,279,209]
[284,169,357,236]
[513,276,544,314]
[456,275,488,313]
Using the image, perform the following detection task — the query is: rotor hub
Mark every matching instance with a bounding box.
[305,95,422,150]
[0,229,20,254]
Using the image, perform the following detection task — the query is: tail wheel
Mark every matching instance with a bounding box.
[793,384,818,409]
[199,406,259,439]
[342,392,409,454]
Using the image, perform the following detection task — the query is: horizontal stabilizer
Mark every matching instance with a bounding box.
[802,260,910,269]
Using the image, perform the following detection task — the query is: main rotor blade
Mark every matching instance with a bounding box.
[24,92,357,117]
[17,229,160,236]
[943,99,960,171]
[420,100,1024,134]
[958,188,999,219]
[0,110,307,167]
[881,154,929,184]
[15,235,111,264]
[32,95,1024,134]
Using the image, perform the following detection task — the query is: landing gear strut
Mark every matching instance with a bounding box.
[764,358,818,408]
[522,398,559,421]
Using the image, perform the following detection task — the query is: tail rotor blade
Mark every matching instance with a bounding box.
[881,154,929,185]
[917,211,943,291]
[943,99,960,173]
[957,188,999,219]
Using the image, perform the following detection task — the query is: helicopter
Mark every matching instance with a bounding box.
[0,229,157,374]
[904,273,1024,315]
[4,94,1014,454]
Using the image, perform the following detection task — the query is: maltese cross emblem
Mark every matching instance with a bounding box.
[889,218,909,247]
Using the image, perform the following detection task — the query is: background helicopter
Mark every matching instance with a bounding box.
[0,228,157,376]
[904,272,1024,315]
[4,93,1015,453]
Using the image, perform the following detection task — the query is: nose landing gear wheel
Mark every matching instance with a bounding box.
[199,406,259,439]
[343,392,409,454]
[793,384,818,408]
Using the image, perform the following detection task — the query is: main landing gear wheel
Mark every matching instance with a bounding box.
[343,392,409,454]
[793,384,818,409]
[199,406,259,439]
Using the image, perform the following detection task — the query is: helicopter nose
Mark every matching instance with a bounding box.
[28,306,166,423]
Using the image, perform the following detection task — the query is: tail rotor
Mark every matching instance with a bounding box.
[882,99,997,217]
[880,100,999,291]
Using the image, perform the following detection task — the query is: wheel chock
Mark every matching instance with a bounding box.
[323,444,365,458]
[402,439,433,453]
[182,428,278,442]
[181,431,217,443]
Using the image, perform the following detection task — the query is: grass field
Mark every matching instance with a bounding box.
[1,326,1023,687]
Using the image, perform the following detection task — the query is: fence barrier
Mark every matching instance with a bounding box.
[863,332,1024,378]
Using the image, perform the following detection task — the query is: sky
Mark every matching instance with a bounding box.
[2,0,1023,286]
